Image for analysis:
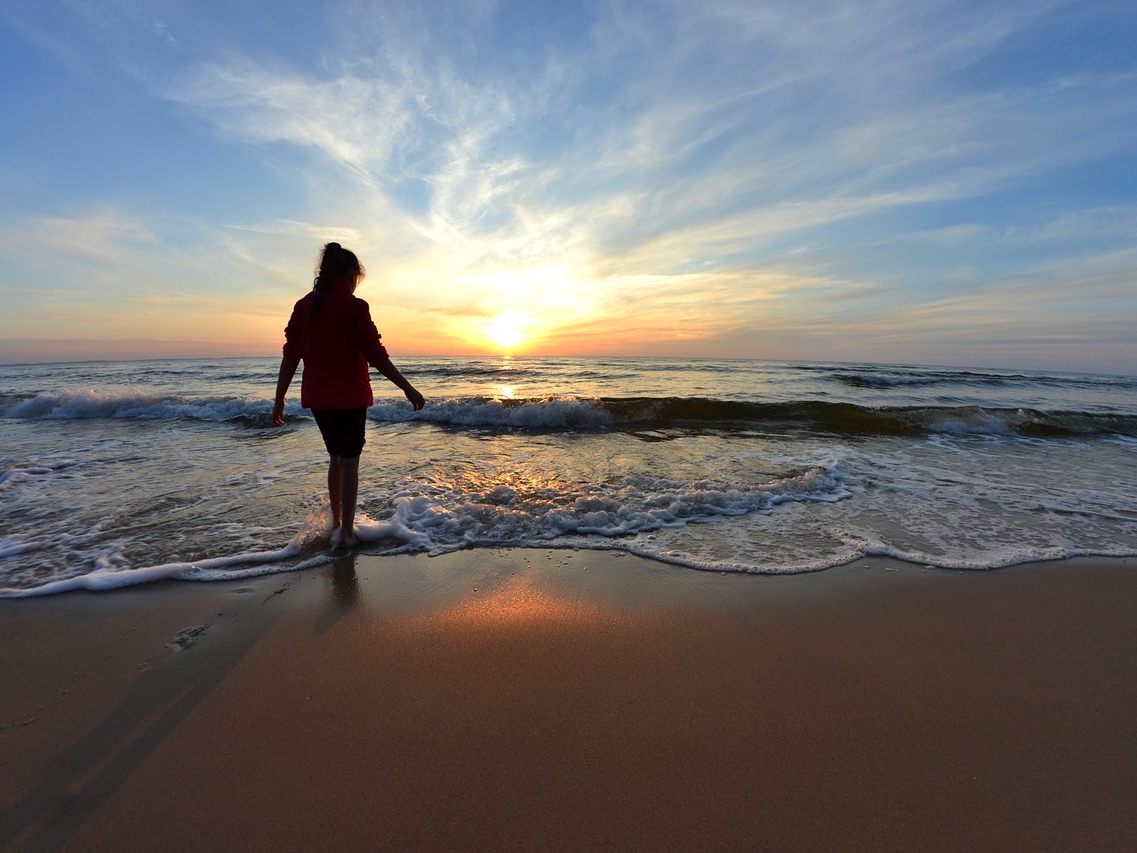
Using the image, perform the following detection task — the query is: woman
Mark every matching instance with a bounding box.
[273,242,425,548]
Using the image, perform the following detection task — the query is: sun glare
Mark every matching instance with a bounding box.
[444,265,593,354]
[486,314,528,352]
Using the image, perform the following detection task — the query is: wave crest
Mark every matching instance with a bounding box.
[4,390,1134,437]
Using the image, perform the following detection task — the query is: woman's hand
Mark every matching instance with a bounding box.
[405,388,426,411]
[272,399,286,427]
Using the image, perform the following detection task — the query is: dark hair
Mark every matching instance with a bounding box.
[312,242,364,311]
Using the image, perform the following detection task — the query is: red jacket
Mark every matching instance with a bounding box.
[282,283,389,410]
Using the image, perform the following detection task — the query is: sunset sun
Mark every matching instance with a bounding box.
[485,314,529,352]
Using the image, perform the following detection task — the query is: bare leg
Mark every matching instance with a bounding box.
[327,455,342,528]
[338,455,360,548]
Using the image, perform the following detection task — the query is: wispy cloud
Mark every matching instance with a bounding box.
[2,0,1135,366]
[160,2,1136,256]
[0,211,157,262]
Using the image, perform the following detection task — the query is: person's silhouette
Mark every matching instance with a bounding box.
[273,242,424,548]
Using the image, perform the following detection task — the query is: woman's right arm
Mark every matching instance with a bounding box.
[274,306,303,426]
[273,354,300,426]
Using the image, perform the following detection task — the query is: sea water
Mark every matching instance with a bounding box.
[2,356,1136,596]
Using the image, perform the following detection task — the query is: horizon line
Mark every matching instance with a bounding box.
[2,353,1134,379]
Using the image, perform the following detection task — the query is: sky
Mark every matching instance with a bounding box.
[1,0,1135,371]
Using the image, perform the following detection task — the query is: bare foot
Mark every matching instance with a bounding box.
[339,528,359,549]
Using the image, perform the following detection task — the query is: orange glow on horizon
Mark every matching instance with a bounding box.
[429,264,593,356]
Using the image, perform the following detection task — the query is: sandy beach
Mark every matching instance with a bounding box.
[2,551,1135,851]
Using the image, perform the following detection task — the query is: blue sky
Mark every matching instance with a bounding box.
[1,0,1135,370]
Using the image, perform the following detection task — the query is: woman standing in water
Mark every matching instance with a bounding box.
[273,242,425,548]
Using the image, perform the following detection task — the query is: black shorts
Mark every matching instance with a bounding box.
[311,408,367,458]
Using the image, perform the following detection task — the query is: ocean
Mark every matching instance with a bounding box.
[2,356,1136,596]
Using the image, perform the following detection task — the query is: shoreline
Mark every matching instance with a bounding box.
[3,552,1135,850]
[8,543,1137,599]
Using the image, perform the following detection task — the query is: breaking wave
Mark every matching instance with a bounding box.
[4,390,1135,438]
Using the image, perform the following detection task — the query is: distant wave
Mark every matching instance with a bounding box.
[828,367,1137,392]
[621,397,1137,437]
[4,390,1136,438]
[831,370,1026,389]
[407,364,544,379]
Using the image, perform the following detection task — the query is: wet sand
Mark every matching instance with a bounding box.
[2,551,1135,852]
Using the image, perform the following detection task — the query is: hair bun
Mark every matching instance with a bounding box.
[326,241,341,252]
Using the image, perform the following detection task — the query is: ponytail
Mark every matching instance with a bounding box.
[312,242,364,312]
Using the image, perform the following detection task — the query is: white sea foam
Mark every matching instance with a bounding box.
[370,466,851,555]
[924,410,1016,436]
[0,545,302,598]
[0,537,37,559]
[0,467,853,594]
[832,527,1137,571]
[0,459,82,490]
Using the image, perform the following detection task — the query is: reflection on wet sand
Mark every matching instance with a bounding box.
[398,573,625,633]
